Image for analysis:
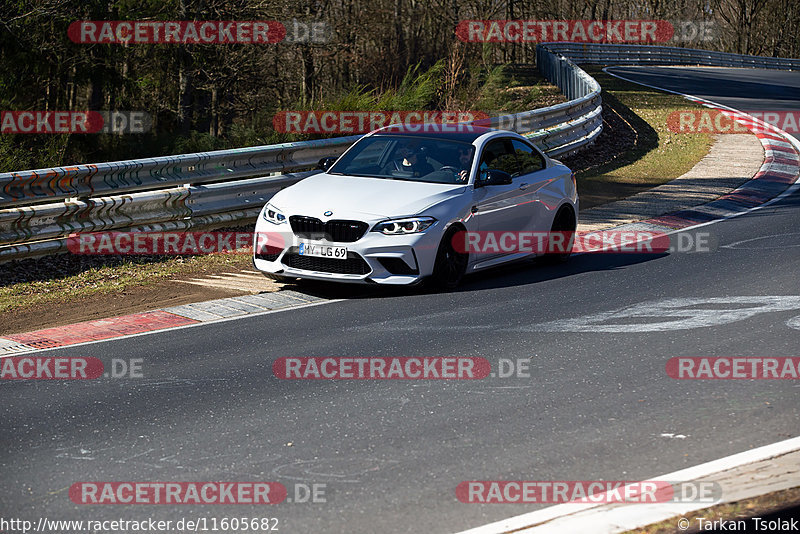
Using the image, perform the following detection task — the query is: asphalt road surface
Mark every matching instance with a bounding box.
[2,67,799,533]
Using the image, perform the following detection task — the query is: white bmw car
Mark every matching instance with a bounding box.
[253,126,578,289]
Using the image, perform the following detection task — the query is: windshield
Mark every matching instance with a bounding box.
[329,135,475,184]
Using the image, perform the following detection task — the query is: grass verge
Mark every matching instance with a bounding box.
[0,248,256,335]
[0,252,254,315]
[562,67,714,208]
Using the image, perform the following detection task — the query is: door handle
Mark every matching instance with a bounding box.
[471,205,479,214]
[519,183,529,190]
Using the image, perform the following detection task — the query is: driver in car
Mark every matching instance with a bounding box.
[455,146,474,183]
[385,145,434,177]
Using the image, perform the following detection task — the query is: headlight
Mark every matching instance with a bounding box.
[262,203,287,224]
[372,217,436,235]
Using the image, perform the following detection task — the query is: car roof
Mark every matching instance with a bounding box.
[370,124,498,143]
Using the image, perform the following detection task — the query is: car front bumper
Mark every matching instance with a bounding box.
[252,221,442,285]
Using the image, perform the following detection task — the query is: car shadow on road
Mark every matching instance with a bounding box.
[280,251,667,300]
[457,251,667,292]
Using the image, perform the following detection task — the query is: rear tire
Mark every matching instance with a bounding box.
[429,226,468,291]
[542,207,575,264]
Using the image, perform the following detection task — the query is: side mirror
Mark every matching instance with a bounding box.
[480,169,513,186]
[316,157,338,172]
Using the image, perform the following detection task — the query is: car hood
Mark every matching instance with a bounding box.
[270,173,467,219]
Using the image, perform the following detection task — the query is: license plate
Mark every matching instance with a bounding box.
[298,242,347,260]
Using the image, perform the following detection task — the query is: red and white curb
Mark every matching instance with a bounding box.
[645,118,799,230]
[0,290,330,356]
[593,67,800,240]
[572,108,799,254]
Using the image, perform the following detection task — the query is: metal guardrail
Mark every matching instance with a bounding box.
[0,135,360,209]
[540,43,800,70]
[532,46,603,155]
[0,50,604,263]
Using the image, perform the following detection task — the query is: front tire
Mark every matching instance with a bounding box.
[429,226,468,290]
